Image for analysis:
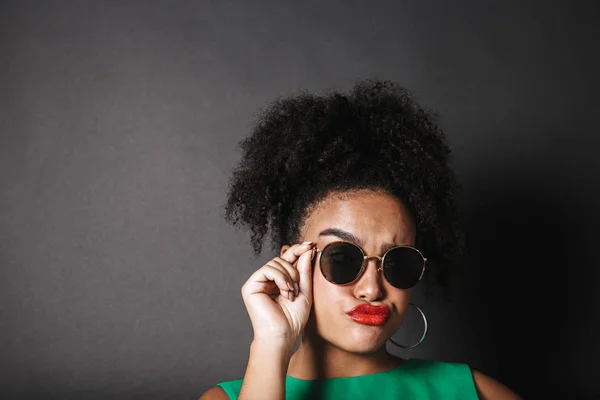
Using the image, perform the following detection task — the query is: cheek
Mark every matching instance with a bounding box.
[388,289,411,326]
[392,288,410,307]
[312,267,331,303]
[312,267,345,316]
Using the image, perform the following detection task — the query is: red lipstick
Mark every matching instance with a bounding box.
[347,304,390,326]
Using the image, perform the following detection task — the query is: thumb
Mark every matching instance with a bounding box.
[297,247,314,299]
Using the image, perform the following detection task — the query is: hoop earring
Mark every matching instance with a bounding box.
[389,303,428,349]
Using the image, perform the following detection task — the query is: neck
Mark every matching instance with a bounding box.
[286,320,403,379]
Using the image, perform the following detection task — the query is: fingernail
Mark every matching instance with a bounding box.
[294,282,299,297]
[302,241,313,245]
[287,282,294,291]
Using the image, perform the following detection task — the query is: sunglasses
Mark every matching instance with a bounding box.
[313,241,427,289]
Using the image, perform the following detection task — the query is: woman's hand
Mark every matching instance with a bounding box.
[241,242,315,354]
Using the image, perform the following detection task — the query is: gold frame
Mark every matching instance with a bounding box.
[313,241,427,289]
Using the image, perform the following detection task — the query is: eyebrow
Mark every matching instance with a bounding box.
[317,228,399,254]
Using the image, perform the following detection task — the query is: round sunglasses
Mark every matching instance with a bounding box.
[313,241,427,289]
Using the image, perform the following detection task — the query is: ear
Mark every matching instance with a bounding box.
[280,244,291,257]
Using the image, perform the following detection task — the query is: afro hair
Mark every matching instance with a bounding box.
[224,79,465,298]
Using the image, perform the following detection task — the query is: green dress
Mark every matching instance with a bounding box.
[216,358,479,399]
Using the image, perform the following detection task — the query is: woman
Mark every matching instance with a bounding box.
[200,80,520,399]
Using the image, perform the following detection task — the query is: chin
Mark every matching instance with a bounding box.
[342,338,386,354]
[351,343,384,354]
[332,328,388,354]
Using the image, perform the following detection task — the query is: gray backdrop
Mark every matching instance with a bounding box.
[1,1,598,399]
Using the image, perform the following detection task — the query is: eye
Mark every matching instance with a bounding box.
[384,258,399,268]
[329,251,347,261]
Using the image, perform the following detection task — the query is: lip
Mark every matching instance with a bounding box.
[347,304,390,326]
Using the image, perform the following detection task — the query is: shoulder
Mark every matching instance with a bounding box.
[198,386,229,400]
[199,379,243,400]
[471,369,522,400]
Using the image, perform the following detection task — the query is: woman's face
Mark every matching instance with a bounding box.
[285,189,417,354]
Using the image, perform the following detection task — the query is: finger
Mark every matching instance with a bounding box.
[264,261,296,299]
[244,265,295,298]
[280,242,315,265]
[271,257,300,297]
[297,247,315,299]
[264,261,295,287]
[263,264,296,298]
[271,257,300,283]
[242,279,291,300]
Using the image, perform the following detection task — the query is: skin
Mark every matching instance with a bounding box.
[199,189,521,399]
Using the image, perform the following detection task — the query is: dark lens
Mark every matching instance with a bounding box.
[382,247,424,289]
[320,242,364,284]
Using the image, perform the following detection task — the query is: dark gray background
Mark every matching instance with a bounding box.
[1,1,598,399]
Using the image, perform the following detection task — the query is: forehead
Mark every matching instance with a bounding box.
[300,190,416,245]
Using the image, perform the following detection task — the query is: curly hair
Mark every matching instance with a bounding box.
[223,80,465,297]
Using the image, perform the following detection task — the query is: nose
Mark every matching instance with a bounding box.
[353,257,384,301]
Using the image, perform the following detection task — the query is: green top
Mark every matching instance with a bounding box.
[216,358,479,399]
